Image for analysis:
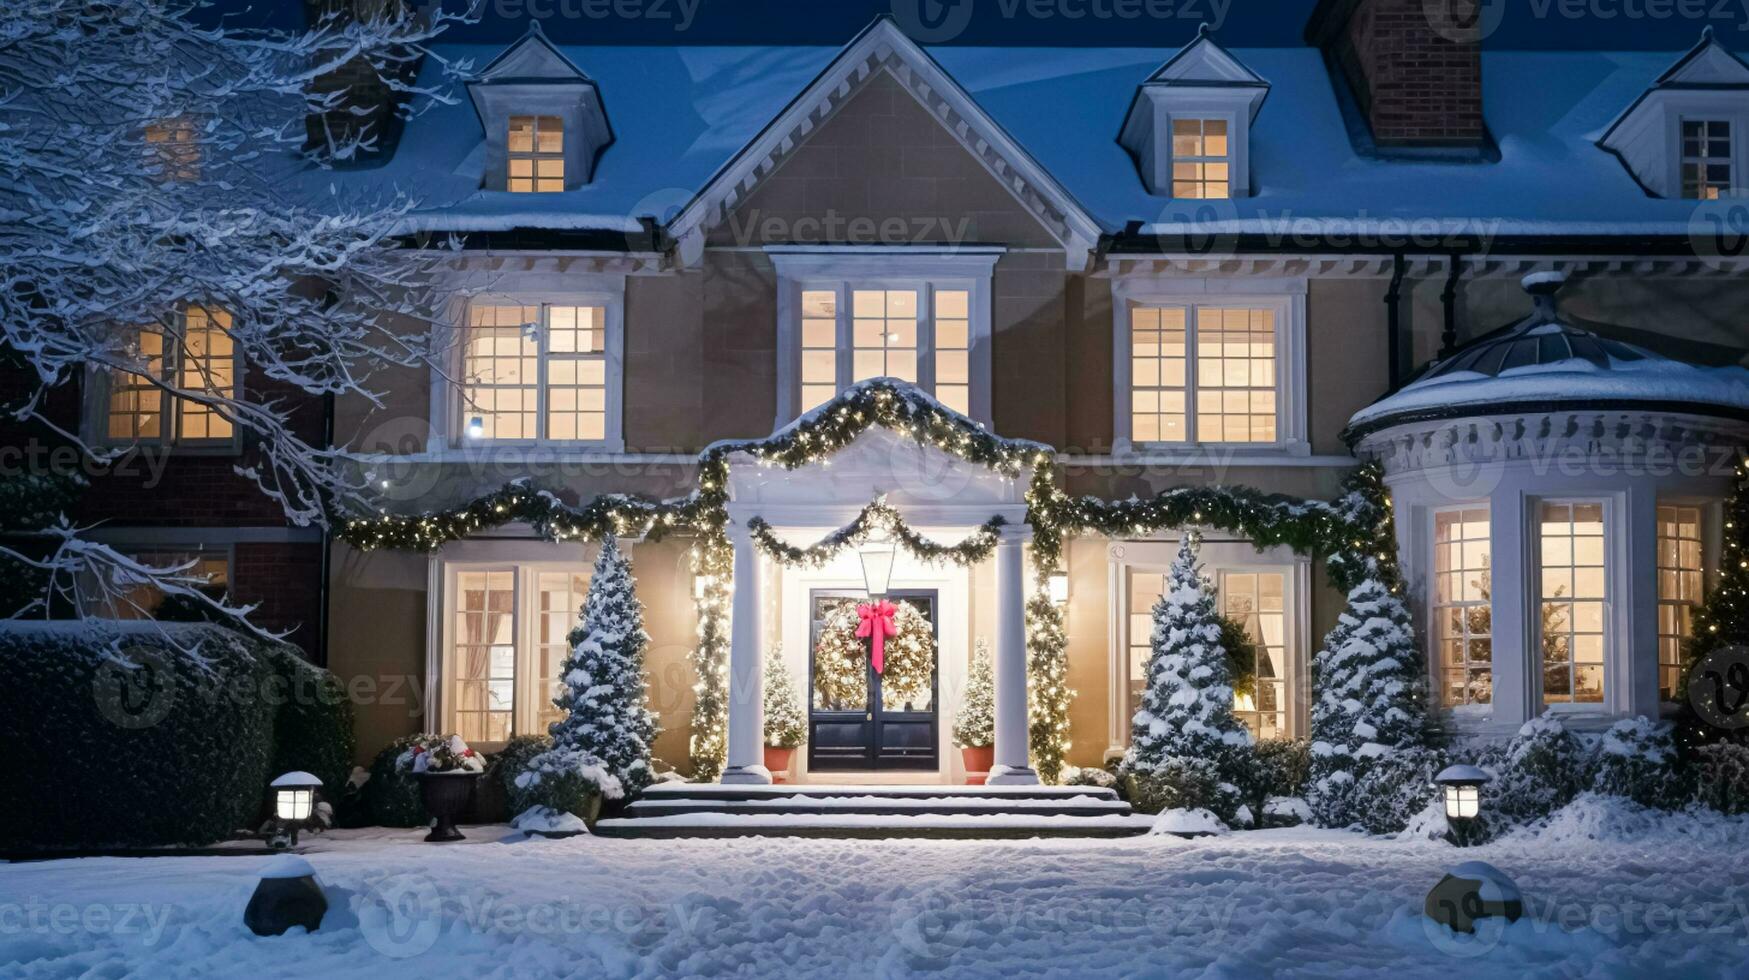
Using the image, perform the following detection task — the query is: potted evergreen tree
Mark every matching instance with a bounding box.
[953,638,996,784]
[763,647,806,782]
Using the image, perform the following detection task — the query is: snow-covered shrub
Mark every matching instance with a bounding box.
[953,638,995,748]
[1692,742,1749,814]
[1491,713,1588,824]
[1349,745,1445,835]
[1592,717,1688,810]
[547,537,658,797]
[365,734,440,827]
[267,650,356,798]
[1125,534,1251,776]
[1,622,280,848]
[510,745,625,819]
[1231,738,1312,828]
[763,648,806,749]
[1306,579,1432,829]
[1064,765,1119,789]
[1126,756,1239,823]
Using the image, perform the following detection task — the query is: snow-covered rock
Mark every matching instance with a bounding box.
[511,806,589,837]
[1148,807,1228,837]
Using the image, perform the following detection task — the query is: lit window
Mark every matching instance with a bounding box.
[793,285,974,415]
[1433,508,1492,707]
[1171,118,1230,199]
[1657,505,1705,701]
[508,115,564,193]
[1124,563,1294,739]
[104,307,234,444]
[145,117,200,182]
[460,303,607,442]
[88,549,229,619]
[1681,120,1731,200]
[448,565,592,743]
[1131,304,1278,445]
[1540,502,1608,705]
[1220,571,1287,738]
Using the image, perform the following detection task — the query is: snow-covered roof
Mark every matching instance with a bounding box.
[1347,275,1749,437]
[333,25,1749,241]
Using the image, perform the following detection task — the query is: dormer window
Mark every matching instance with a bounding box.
[1681,119,1732,199]
[1171,118,1230,199]
[1119,27,1268,200]
[508,115,565,193]
[467,23,613,194]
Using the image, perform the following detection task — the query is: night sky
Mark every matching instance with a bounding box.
[209,0,1749,50]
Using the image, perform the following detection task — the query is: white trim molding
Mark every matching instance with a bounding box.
[1109,276,1309,458]
[667,19,1101,270]
[769,246,1001,430]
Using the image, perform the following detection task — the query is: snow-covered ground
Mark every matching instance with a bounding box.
[3,799,1747,979]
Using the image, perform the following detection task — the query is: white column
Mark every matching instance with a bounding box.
[1623,484,1662,719]
[720,521,771,784]
[987,525,1039,785]
[1488,490,1534,732]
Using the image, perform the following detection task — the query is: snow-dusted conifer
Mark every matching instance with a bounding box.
[762,648,806,749]
[1306,579,1426,827]
[1126,533,1251,774]
[954,638,995,748]
[546,537,658,796]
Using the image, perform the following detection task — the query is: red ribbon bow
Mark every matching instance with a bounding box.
[855,600,898,674]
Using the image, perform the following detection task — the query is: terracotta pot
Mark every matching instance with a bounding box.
[961,745,994,785]
[763,745,796,783]
[417,772,477,842]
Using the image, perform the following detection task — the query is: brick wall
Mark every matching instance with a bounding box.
[1325,0,1485,147]
[301,0,416,159]
[232,542,325,659]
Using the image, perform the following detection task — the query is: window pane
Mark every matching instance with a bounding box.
[535,571,591,731]
[1435,508,1493,706]
[108,329,166,442]
[508,115,564,192]
[1540,502,1608,705]
[1220,570,1289,738]
[1657,505,1705,700]
[1191,306,1276,444]
[461,304,540,440]
[1129,306,1188,444]
[176,307,234,441]
[454,570,517,741]
[544,306,610,442]
[850,288,918,383]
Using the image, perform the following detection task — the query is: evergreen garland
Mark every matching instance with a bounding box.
[547,537,659,797]
[1678,452,1749,753]
[1027,588,1073,784]
[748,501,1003,568]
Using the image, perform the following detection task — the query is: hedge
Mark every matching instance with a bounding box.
[0,621,353,850]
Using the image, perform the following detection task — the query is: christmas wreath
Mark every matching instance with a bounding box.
[811,598,936,711]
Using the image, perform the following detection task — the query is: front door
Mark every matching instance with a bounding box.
[807,589,940,772]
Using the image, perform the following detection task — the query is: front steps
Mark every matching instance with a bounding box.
[593,783,1152,839]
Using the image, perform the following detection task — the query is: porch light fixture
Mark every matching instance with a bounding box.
[268,771,322,849]
[693,573,716,600]
[859,536,896,598]
[466,416,485,440]
[1434,764,1491,847]
[1047,572,1069,606]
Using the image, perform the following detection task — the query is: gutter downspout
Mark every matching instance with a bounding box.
[1439,255,1466,359]
[1385,253,1407,390]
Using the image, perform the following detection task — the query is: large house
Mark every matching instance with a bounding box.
[63,2,1749,783]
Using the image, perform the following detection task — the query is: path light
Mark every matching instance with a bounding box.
[269,771,322,849]
[859,536,896,597]
[1434,764,1490,847]
[245,855,328,937]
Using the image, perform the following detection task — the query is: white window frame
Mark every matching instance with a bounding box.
[431,284,626,453]
[1103,536,1312,756]
[1655,502,1710,704]
[1531,495,1631,717]
[1166,112,1236,200]
[1678,116,1735,200]
[85,306,242,452]
[1111,277,1308,457]
[424,535,607,750]
[769,247,1001,429]
[1428,503,1494,712]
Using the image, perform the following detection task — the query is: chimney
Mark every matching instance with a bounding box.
[301,0,420,163]
[1306,0,1486,148]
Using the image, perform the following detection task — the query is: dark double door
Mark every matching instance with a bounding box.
[807,589,940,772]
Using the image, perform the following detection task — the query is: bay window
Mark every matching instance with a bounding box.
[101,306,235,445]
[1539,502,1609,705]
[1433,507,1493,707]
[1657,505,1705,701]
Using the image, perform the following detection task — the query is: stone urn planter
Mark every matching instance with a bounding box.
[961,745,994,785]
[763,746,796,783]
[417,772,477,842]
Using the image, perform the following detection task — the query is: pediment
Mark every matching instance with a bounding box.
[1657,34,1749,87]
[1147,33,1268,88]
[477,26,592,84]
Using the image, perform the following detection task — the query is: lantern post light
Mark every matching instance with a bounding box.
[1433,764,1490,847]
[268,771,323,850]
[859,536,896,598]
